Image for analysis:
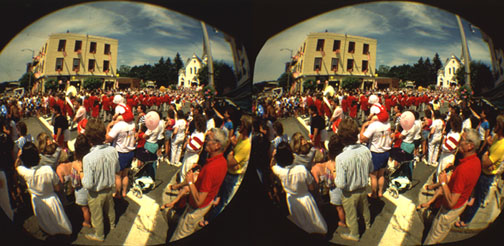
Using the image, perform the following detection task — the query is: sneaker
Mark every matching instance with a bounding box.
[340,233,360,242]
[414,156,420,162]
[84,233,104,242]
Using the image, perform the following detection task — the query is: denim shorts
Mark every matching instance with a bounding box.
[164,130,173,140]
[118,151,135,171]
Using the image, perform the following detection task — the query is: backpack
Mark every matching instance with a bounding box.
[374,103,389,122]
[118,104,134,122]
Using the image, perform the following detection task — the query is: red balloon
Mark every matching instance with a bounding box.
[145,111,160,130]
[400,111,415,131]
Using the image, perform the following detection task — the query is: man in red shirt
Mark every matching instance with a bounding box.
[359,93,369,124]
[101,93,110,122]
[56,94,66,117]
[423,129,481,245]
[347,93,358,119]
[169,128,228,242]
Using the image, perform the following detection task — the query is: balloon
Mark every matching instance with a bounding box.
[400,111,415,131]
[145,111,160,130]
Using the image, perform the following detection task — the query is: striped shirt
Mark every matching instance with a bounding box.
[442,131,460,153]
[335,144,373,192]
[82,144,120,192]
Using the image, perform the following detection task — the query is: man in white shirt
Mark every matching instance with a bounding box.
[72,98,86,131]
[105,117,136,198]
[360,116,392,199]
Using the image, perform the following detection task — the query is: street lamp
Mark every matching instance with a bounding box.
[280,48,293,93]
[21,48,35,95]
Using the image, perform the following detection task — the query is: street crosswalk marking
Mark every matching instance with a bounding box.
[124,191,163,245]
[378,193,417,246]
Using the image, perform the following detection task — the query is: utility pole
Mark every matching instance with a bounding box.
[456,14,471,89]
[280,48,293,93]
[21,48,35,95]
[201,21,214,88]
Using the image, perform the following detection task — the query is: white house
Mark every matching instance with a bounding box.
[437,55,463,88]
[178,53,206,88]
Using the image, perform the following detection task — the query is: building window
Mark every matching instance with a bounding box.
[314,57,322,71]
[449,68,451,74]
[362,60,369,72]
[73,58,80,71]
[347,59,354,72]
[74,40,82,52]
[363,44,369,55]
[58,40,66,52]
[333,40,341,52]
[348,42,355,53]
[190,67,193,74]
[88,59,95,72]
[303,43,306,53]
[104,44,111,55]
[89,42,97,53]
[331,58,339,72]
[55,58,63,71]
[103,60,110,72]
[316,39,325,51]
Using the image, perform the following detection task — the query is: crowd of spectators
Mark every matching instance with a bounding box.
[252,84,504,243]
[0,85,250,242]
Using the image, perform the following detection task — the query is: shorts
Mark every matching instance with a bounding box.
[135,147,157,162]
[74,187,88,206]
[118,151,135,171]
[422,130,430,141]
[164,130,173,140]
[371,151,390,172]
[329,187,343,206]
[414,139,422,148]
[157,139,164,149]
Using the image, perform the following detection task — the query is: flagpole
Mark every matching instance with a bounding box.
[201,21,214,88]
[456,14,471,89]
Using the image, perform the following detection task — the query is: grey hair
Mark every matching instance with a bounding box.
[210,128,228,151]
[463,128,481,150]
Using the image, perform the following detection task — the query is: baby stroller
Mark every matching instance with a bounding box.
[386,148,416,198]
[130,148,159,198]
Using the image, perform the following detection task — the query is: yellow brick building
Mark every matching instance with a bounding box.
[290,32,377,92]
[31,33,118,92]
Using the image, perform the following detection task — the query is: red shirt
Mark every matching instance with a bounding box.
[102,96,110,111]
[137,132,146,148]
[347,96,357,118]
[92,104,100,118]
[360,95,368,111]
[314,99,322,116]
[65,100,74,118]
[189,153,227,208]
[127,98,134,109]
[441,153,481,209]
[385,98,392,112]
[341,98,348,113]
[57,99,66,116]
[49,96,56,108]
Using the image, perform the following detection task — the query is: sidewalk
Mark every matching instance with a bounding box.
[417,169,504,238]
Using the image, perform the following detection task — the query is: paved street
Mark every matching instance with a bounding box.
[277,114,502,245]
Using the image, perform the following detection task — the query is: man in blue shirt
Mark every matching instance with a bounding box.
[82,118,120,242]
[335,118,373,242]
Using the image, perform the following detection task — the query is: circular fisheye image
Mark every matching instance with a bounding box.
[0,1,251,244]
[252,1,502,245]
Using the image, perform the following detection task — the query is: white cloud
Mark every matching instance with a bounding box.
[395,1,455,38]
[399,47,436,58]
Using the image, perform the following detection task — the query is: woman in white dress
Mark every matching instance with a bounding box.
[271,142,327,235]
[170,110,187,165]
[15,142,72,236]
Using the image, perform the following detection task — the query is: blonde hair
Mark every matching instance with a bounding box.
[36,132,56,155]
[290,132,304,154]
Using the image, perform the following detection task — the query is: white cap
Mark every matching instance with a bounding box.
[368,95,379,105]
[113,94,124,104]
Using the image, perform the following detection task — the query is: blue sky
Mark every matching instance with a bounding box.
[253,1,493,83]
[0,1,234,82]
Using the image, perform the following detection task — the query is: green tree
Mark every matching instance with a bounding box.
[277,72,293,89]
[341,77,361,90]
[389,64,412,80]
[18,72,33,90]
[117,65,131,77]
[455,61,494,95]
[198,61,236,96]
[130,64,153,81]
[44,79,58,91]
[83,77,103,90]
[432,53,443,77]
[377,65,391,77]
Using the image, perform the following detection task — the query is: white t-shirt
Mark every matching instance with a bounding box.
[155,119,164,141]
[173,119,187,140]
[206,118,215,131]
[369,103,382,115]
[413,120,422,140]
[430,119,444,141]
[145,124,162,143]
[442,131,460,153]
[401,126,416,143]
[74,106,86,122]
[363,120,392,153]
[115,103,126,115]
[108,121,136,153]
[462,118,472,131]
